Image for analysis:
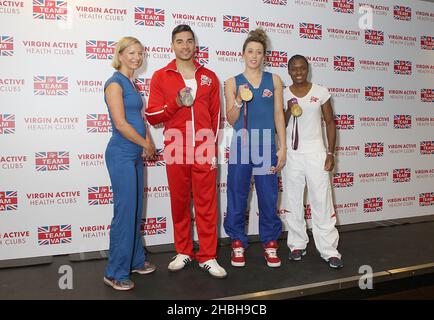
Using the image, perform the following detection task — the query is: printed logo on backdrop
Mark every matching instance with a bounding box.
[387,196,415,208]
[216,49,243,63]
[0,191,18,211]
[333,0,354,14]
[304,204,312,220]
[394,6,411,21]
[421,36,434,50]
[0,78,25,93]
[364,142,384,157]
[144,46,173,60]
[35,152,69,171]
[327,28,360,41]
[134,78,151,96]
[265,51,287,68]
[388,89,417,101]
[365,86,384,101]
[365,30,384,45]
[172,13,216,29]
[359,59,389,72]
[416,116,434,127]
[306,56,329,68]
[195,46,209,65]
[77,153,104,167]
[135,8,165,26]
[394,60,412,75]
[393,115,411,129]
[334,56,355,72]
[416,64,434,75]
[0,155,27,170]
[88,186,113,205]
[299,23,322,40]
[333,172,354,188]
[33,0,67,20]
[363,197,383,213]
[421,89,434,102]
[0,230,30,247]
[87,114,111,133]
[79,225,110,240]
[38,225,71,245]
[420,141,434,155]
[144,185,170,199]
[329,87,360,99]
[23,40,78,56]
[27,191,80,206]
[0,114,15,134]
[294,0,327,9]
[358,3,389,16]
[141,217,167,236]
[419,192,434,206]
[144,149,165,167]
[278,176,283,192]
[75,5,127,22]
[77,80,103,94]
[388,143,416,154]
[415,168,434,180]
[0,36,13,56]
[416,10,434,23]
[335,114,354,130]
[335,145,360,157]
[0,1,24,15]
[33,76,68,95]
[86,40,116,60]
[263,0,287,5]
[334,202,358,215]
[223,15,249,33]
[255,21,294,36]
[388,34,417,47]
[359,171,388,184]
[217,182,227,194]
[24,117,78,131]
[359,116,388,128]
[393,168,411,183]
[224,146,230,163]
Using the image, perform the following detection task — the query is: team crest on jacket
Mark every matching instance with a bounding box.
[262,88,273,97]
[201,75,212,86]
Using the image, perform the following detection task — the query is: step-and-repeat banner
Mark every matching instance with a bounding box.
[0,0,433,260]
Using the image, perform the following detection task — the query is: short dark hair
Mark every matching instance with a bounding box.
[288,54,309,69]
[172,24,195,42]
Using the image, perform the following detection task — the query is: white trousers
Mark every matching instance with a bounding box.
[282,151,341,260]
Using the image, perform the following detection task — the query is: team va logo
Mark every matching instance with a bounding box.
[394,60,412,75]
[263,0,287,5]
[299,23,322,40]
[394,5,411,21]
[421,36,434,50]
[34,76,68,95]
[335,114,354,129]
[87,114,111,133]
[420,141,434,155]
[365,30,384,45]
[135,7,165,26]
[144,149,165,166]
[0,36,13,56]
[38,225,71,245]
[364,197,383,213]
[365,86,384,101]
[0,114,15,134]
[88,186,113,205]
[394,115,411,129]
[0,191,18,211]
[421,89,434,102]
[393,168,411,183]
[365,142,384,157]
[333,0,354,14]
[86,40,116,59]
[265,51,287,68]
[35,151,69,171]
[33,0,67,20]
[333,172,354,188]
[419,192,434,206]
[334,56,355,71]
[141,217,167,235]
[223,15,249,33]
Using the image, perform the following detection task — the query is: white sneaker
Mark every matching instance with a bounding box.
[168,254,192,272]
[199,259,227,279]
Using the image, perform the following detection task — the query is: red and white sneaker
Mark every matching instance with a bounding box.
[231,240,245,267]
[264,241,281,268]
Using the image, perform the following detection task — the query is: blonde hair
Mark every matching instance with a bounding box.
[111,37,144,70]
[242,28,268,53]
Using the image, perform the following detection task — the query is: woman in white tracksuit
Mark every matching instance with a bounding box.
[282,54,343,268]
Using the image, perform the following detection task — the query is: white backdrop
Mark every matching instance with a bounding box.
[0,0,433,260]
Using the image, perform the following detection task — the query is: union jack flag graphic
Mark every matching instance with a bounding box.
[394,60,412,75]
[38,224,72,245]
[134,78,151,97]
[393,5,412,21]
[33,0,67,20]
[88,186,113,205]
[223,15,249,33]
[195,46,209,65]
[141,217,167,235]
[304,204,312,220]
[365,30,384,45]
[86,114,112,133]
[364,197,383,213]
[421,36,434,50]
[334,56,355,71]
[365,142,384,157]
[420,141,434,155]
[419,192,434,207]
[224,146,230,164]
[35,151,70,171]
[393,168,411,183]
[144,148,165,167]
[265,51,288,68]
[134,7,165,27]
[0,114,15,134]
[0,36,13,56]
[262,88,273,98]
[421,89,434,102]
[333,0,354,14]
[33,76,68,96]
[0,191,18,211]
[365,86,384,101]
[86,40,116,60]
[335,114,354,130]
[333,172,354,188]
[263,0,287,5]
[299,23,322,40]
[393,115,411,129]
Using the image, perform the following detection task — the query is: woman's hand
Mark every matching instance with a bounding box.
[142,141,156,159]
[324,154,335,171]
[270,147,287,174]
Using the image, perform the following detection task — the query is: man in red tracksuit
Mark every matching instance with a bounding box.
[145,25,226,279]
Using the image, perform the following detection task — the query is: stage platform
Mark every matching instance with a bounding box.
[1,216,434,300]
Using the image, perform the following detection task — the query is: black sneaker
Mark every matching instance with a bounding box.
[289,249,306,261]
[328,257,344,269]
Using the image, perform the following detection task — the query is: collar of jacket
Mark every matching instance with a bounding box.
[165,59,203,73]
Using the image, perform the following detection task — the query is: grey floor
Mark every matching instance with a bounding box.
[1,221,434,300]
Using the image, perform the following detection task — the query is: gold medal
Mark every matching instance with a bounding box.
[289,98,302,117]
[240,85,253,102]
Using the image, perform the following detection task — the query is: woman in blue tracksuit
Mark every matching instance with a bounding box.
[224,29,287,268]
[103,37,156,291]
